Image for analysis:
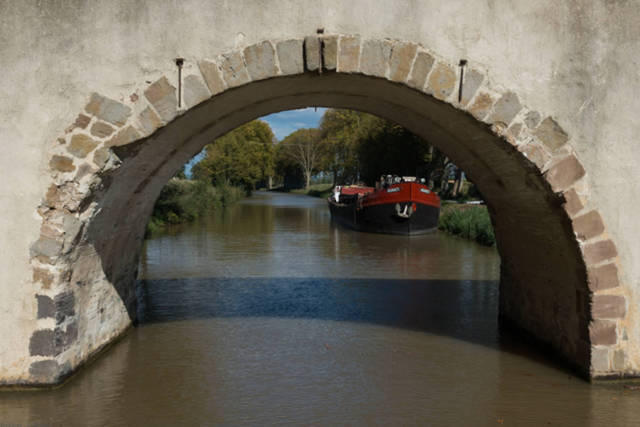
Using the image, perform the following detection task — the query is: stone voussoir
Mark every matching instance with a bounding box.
[277,39,304,75]
[243,41,278,81]
[198,60,227,95]
[572,210,605,241]
[407,49,435,90]
[592,294,626,320]
[360,38,392,78]
[488,91,522,126]
[183,74,211,109]
[218,51,251,88]
[321,35,338,71]
[562,188,584,217]
[144,76,177,122]
[534,116,569,152]
[426,62,456,101]
[588,263,619,292]
[337,35,361,73]
[518,140,551,170]
[459,68,484,106]
[105,126,141,148]
[467,92,495,121]
[589,319,618,346]
[388,41,417,83]
[583,239,618,265]
[304,36,321,72]
[136,106,163,136]
[544,154,585,192]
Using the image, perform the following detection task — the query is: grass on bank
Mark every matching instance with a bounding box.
[288,183,334,199]
[146,179,245,236]
[438,204,495,246]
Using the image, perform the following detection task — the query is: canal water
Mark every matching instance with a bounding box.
[3,191,640,425]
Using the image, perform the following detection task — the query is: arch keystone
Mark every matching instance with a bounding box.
[337,35,360,73]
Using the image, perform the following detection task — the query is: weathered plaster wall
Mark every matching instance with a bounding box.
[1,0,639,382]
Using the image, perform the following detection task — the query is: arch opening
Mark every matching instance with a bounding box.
[28,36,626,386]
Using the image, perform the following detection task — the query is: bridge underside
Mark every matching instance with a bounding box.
[19,35,629,386]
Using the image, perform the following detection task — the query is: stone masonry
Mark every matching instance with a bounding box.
[14,33,632,386]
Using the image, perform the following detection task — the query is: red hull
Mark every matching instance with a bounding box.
[328,182,441,235]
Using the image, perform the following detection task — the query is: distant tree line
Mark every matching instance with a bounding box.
[275,109,470,198]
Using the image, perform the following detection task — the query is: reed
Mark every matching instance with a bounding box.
[438,205,496,246]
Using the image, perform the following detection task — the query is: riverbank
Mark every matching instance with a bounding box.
[146,179,245,236]
[270,183,334,199]
[438,203,495,246]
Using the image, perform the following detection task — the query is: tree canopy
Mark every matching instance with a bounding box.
[192,120,276,192]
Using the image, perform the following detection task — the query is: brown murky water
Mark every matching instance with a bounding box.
[2,192,640,426]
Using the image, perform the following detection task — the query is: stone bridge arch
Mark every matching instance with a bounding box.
[25,34,627,385]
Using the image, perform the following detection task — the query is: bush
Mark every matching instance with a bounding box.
[145,178,244,237]
[438,205,496,246]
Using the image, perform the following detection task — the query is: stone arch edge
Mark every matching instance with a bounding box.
[23,34,628,385]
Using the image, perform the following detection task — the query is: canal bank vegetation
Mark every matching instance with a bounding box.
[438,205,495,246]
[146,120,276,236]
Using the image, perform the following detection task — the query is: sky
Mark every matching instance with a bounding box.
[260,107,326,141]
[185,108,326,176]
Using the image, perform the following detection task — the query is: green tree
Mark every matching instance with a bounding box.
[192,120,275,191]
[278,128,323,189]
[318,109,365,185]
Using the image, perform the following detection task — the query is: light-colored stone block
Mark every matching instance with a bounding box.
[85,93,131,127]
[219,52,251,88]
[337,35,360,73]
[183,74,211,108]
[388,41,417,82]
[277,39,304,75]
[426,63,456,100]
[360,39,392,77]
[244,41,278,80]
[144,76,177,122]
[198,60,226,95]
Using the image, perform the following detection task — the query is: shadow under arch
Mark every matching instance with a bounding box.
[29,37,626,386]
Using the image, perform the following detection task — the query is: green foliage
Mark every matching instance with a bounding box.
[192,120,275,192]
[276,128,323,189]
[145,178,244,237]
[438,206,496,246]
[355,117,433,185]
[312,108,452,189]
[318,109,366,184]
